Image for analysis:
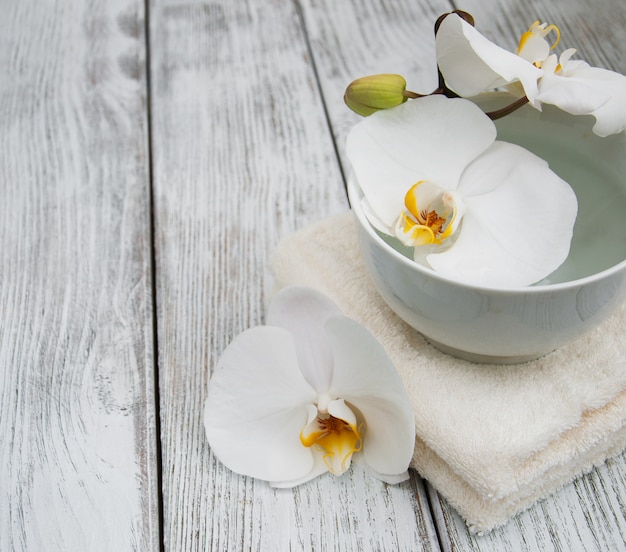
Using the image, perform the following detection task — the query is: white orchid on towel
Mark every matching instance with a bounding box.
[435,12,626,136]
[346,95,578,288]
[204,286,415,487]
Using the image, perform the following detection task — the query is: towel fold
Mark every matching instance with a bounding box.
[269,213,626,533]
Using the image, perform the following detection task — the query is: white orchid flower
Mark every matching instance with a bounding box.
[204,286,416,487]
[346,95,577,288]
[435,13,626,136]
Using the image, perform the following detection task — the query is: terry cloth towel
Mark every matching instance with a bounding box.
[269,212,626,534]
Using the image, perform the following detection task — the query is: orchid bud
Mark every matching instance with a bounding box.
[344,74,409,116]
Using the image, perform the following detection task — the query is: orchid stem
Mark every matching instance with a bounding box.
[486,96,529,120]
[404,88,529,121]
[403,86,454,99]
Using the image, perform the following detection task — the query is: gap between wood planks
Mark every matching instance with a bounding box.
[293,0,348,199]
[143,0,166,550]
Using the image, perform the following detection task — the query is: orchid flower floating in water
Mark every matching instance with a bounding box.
[346,95,577,288]
[344,10,626,288]
[204,286,415,487]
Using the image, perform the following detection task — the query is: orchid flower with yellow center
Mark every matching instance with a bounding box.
[346,95,578,288]
[435,13,626,136]
[203,286,415,487]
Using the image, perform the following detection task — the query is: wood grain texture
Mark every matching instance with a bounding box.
[298,0,447,171]
[149,0,439,549]
[300,0,626,549]
[0,0,160,550]
[428,451,626,551]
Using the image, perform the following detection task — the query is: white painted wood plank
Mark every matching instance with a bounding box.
[149,0,439,549]
[0,0,160,550]
[430,451,626,551]
[298,0,446,170]
[300,0,626,549]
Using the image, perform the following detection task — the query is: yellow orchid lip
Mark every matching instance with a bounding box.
[300,411,363,475]
[517,20,561,60]
[394,181,460,247]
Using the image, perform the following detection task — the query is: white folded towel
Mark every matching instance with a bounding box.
[269,213,626,534]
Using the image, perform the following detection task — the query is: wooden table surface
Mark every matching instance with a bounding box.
[1,0,625,550]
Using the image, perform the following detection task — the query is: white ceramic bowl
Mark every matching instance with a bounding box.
[348,100,626,363]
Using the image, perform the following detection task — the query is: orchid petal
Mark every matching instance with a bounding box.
[270,452,329,488]
[536,67,612,115]
[346,96,495,229]
[539,53,560,74]
[266,286,342,393]
[204,326,318,482]
[327,398,358,427]
[352,455,410,484]
[427,142,577,287]
[558,48,579,69]
[323,316,415,478]
[436,14,542,102]
[268,406,332,488]
[539,63,626,136]
[590,84,626,136]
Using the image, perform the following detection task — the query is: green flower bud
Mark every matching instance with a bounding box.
[344,74,409,116]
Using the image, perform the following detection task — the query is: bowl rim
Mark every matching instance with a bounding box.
[347,175,626,295]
